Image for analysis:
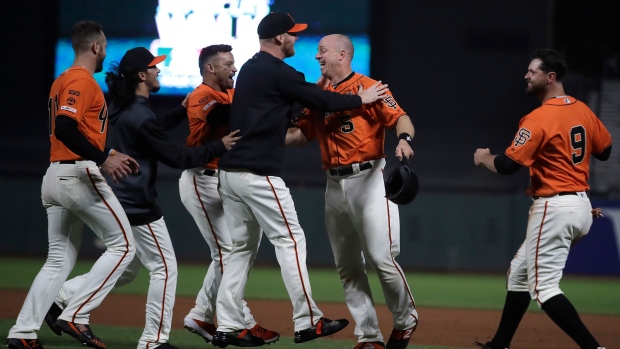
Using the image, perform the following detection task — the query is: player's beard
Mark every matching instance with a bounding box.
[95,53,105,73]
[525,80,545,96]
[284,38,296,58]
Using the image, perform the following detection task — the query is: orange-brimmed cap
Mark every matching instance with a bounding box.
[119,47,166,75]
[257,12,307,39]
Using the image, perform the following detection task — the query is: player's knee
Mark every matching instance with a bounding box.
[533,286,563,307]
[506,276,528,293]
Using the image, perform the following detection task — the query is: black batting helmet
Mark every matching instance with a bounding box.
[383,157,419,205]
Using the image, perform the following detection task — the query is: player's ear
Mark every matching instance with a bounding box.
[206,62,215,74]
[138,71,147,82]
[274,34,284,45]
[91,41,99,55]
[547,71,556,83]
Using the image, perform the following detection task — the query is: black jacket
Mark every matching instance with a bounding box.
[218,51,362,176]
[107,95,226,225]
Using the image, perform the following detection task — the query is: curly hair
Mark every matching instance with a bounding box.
[105,62,141,111]
[531,49,568,82]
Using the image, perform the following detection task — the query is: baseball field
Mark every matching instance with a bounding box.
[1,257,618,349]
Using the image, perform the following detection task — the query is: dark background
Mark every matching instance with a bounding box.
[0,0,618,272]
[1,0,617,192]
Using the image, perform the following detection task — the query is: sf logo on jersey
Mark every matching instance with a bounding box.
[513,127,531,147]
[382,95,397,110]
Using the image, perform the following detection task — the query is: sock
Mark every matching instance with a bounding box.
[542,294,600,349]
[489,291,531,348]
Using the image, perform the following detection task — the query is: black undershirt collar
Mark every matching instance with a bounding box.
[331,71,356,89]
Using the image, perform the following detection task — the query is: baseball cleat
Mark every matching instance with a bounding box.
[293,317,349,343]
[386,326,415,349]
[43,302,63,336]
[211,329,265,347]
[248,324,280,344]
[183,316,216,342]
[354,341,385,349]
[54,319,106,349]
[6,338,45,349]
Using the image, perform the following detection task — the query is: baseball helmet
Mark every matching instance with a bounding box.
[383,157,419,205]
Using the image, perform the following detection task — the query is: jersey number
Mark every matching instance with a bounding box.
[570,125,586,165]
[340,115,354,134]
[47,95,59,137]
[98,107,108,133]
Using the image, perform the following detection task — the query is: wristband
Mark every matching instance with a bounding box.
[108,148,116,156]
[398,133,412,145]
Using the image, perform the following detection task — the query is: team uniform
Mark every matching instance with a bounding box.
[179,83,263,334]
[297,72,418,345]
[53,95,226,349]
[8,66,135,345]
[215,50,360,340]
[503,96,612,305]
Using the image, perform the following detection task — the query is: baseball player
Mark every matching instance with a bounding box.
[212,12,389,348]
[473,49,611,349]
[286,34,418,349]
[179,44,280,344]
[6,21,139,349]
[43,47,241,349]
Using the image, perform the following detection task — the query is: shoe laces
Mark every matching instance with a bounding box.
[251,325,267,334]
[25,339,42,348]
[237,329,249,338]
[316,318,324,334]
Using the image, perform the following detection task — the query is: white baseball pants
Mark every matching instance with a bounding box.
[507,192,592,306]
[325,159,418,342]
[9,161,135,339]
[179,168,256,327]
[216,170,323,332]
[56,217,177,349]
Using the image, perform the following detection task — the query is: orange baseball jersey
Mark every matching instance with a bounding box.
[505,96,612,197]
[49,66,108,162]
[297,73,406,169]
[185,83,234,169]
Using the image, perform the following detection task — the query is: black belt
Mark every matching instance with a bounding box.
[328,162,372,176]
[203,169,216,176]
[533,192,577,200]
[59,160,76,164]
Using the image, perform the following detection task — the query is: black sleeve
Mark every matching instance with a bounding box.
[494,153,523,175]
[55,115,108,165]
[139,118,226,169]
[156,105,187,130]
[593,144,612,161]
[280,66,362,112]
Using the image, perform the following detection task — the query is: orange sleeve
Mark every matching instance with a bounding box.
[504,117,545,167]
[57,78,96,124]
[591,116,612,154]
[368,86,405,128]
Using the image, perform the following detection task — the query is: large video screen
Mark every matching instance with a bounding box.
[56,0,370,95]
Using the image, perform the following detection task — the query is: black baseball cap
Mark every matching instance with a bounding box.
[257,12,307,39]
[119,47,166,75]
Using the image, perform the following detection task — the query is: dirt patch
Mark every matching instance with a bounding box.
[1,289,618,348]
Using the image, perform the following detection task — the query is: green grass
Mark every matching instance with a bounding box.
[1,257,619,315]
[1,257,618,348]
